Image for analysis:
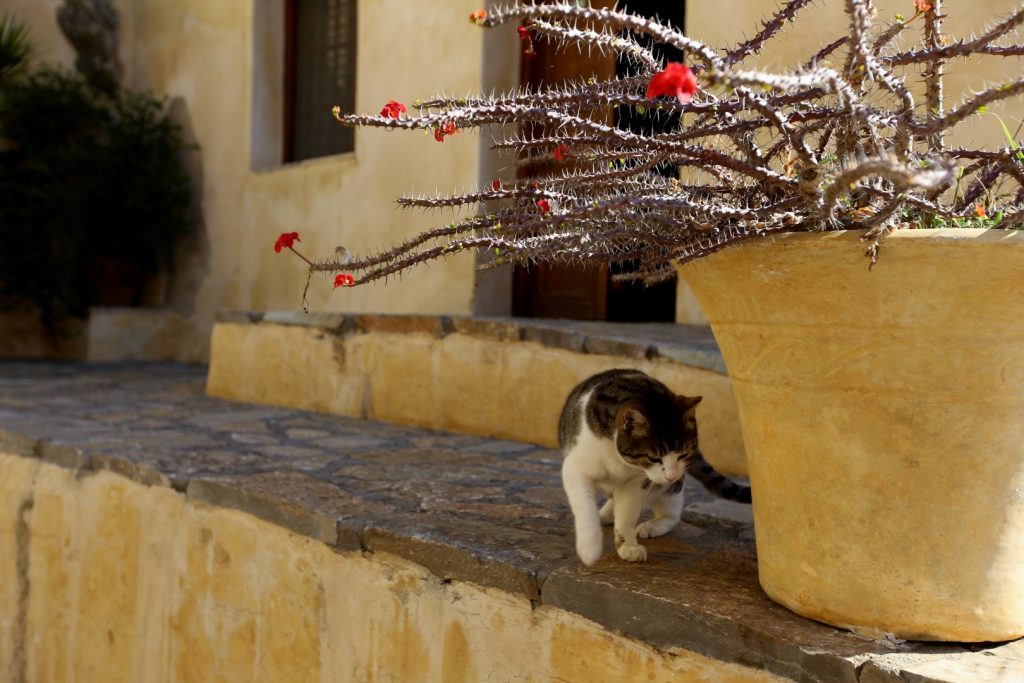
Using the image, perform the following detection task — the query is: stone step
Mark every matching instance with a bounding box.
[207,312,747,476]
[1,362,1020,682]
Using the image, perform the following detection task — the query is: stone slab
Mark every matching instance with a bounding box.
[354,314,452,337]
[187,476,339,546]
[1,361,1022,682]
[449,316,524,342]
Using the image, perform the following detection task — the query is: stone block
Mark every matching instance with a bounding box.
[582,334,654,359]
[358,333,440,427]
[187,478,338,546]
[0,429,37,458]
[206,322,363,418]
[449,316,524,342]
[522,324,586,353]
[355,313,451,337]
[86,307,203,363]
[86,454,172,487]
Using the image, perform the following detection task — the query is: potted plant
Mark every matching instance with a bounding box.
[0,40,192,344]
[280,0,1024,641]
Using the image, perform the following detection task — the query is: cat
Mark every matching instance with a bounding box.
[558,368,751,566]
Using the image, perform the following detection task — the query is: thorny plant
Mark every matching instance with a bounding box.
[282,0,1024,293]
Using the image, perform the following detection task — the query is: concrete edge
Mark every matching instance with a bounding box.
[0,444,998,683]
[212,312,728,375]
[186,478,339,546]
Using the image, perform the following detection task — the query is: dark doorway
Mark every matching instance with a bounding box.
[512,1,686,322]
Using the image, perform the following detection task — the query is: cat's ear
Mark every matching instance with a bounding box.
[617,406,650,438]
[676,395,703,414]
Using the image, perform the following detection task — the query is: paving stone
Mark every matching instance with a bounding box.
[582,335,654,359]
[364,513,575,600]
[86,454,171,487]
[1,360,1020,683]
[187,475,339,546]
[354,314,451,337]
[0,428,37,457]
[522,325,586,353]
[37,441,90,470]
[449,316,524,342]
[462,440,537,454]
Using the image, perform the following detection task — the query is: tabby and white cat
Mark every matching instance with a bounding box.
[558,369,751,566]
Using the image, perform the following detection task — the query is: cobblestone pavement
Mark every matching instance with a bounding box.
[1,361,1017,682]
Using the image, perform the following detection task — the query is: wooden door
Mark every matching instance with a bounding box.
[511,1,616,320]
[512,1,684,322]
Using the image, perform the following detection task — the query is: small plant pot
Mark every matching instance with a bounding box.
[678,228,1024,642]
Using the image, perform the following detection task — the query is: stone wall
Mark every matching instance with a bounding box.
[205,312,748,476]
[0,454,780,683]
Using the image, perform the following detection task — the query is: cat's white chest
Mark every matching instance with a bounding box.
[564,422,643,488]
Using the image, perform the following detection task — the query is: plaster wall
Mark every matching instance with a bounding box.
[0,454,781,682]
[0,0,73,67]
[3,0,488,362]
[8,1,1023,352]
[206,321,748,476]
[677,0,1024,324]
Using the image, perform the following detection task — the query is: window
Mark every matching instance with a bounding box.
[284,0,357,162]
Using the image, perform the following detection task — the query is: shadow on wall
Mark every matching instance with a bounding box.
[165,96,209,320]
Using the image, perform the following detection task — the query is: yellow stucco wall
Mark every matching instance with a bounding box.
[6,1,1023,355]
[685,0,1024,153]
[678,0,1024,322]
[0,454,783,682]
[205,321,748,476]
[4,0,484,361]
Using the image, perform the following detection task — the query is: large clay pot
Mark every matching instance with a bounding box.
[678,229,1024,641]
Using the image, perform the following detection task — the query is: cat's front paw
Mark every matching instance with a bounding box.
[617,543,647,563]
[576,534,604,567]
[637,519,674,539]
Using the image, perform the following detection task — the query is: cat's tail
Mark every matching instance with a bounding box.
[687,451,752,504]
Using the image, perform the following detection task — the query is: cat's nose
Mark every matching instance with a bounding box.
[665,472,681,483]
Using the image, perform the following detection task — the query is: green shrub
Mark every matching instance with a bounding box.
[0,66,192,333]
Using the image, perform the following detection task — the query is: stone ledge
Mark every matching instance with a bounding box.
[213,311,727,375]
[207,312,744,474]
[1,361,1022,683]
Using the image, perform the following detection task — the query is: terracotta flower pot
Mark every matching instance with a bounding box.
[678,228,1024,642]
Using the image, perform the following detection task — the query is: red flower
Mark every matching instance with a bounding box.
[274,231,300,253]
[536,199,551,214]
[517,25,530,40]
[491,179,502,191]
[975,204,987,219]
[434,121,460,142]
[914,0,932,12]
[469,9,486,24]
[380,100,407,118]
[333,273,356,288]
[553,144,570,161]
[645,62,699,104]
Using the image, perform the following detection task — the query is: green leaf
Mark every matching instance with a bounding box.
[990,112,1024,162]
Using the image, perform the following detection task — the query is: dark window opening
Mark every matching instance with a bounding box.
[284,0,357,163]
[512,1,685,322]
[605,0,686,323]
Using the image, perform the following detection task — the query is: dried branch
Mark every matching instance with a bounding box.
[291,1,1024,291]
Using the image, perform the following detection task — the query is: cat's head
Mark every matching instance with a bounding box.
[614,394,702,486]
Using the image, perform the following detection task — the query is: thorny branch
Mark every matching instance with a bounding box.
[313,0,1024,287]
